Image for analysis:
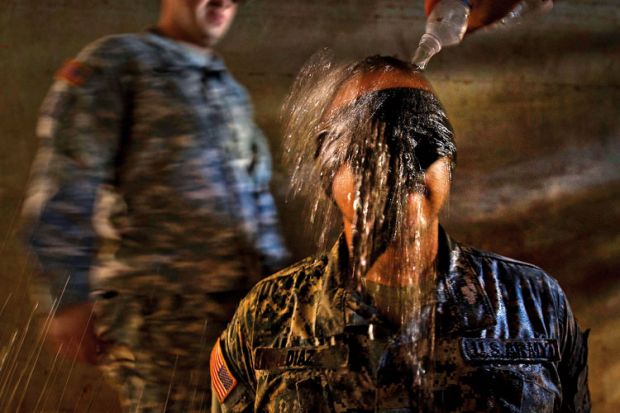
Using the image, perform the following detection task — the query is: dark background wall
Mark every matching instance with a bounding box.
[0,0,618,411]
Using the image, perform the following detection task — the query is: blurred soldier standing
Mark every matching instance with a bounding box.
[22,0,289,411]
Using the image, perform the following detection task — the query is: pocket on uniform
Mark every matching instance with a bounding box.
[466,368,555,413]
[296,376,333,413]
[92,290,140,348]
[91,290,140,369]
[520,375,555,413]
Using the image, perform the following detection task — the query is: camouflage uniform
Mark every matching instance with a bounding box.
[23,30,288,412]
[213,230,590,412]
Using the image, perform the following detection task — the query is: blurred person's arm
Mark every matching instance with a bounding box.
[21,37,129,362]
[250,126,290,275]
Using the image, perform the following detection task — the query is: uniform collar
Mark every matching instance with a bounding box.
[314,227,496,339]
[438,229,496,335]
[145,28,227,72]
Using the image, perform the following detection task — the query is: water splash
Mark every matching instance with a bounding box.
[282,52,455,411]
[0,275,91,412]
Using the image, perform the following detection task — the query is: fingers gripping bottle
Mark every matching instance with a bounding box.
[486,0,553,30]
[412,0,471,69]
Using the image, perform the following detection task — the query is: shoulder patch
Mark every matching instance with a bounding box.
[210,338,238,403]
[55,59,92,87]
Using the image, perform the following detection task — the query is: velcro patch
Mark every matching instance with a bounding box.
[254,344,348,370]
[210,339,238,403]
[55,59,92,87]
[461,338,560,363]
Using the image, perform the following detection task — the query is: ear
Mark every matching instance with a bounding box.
[423,157,452,212]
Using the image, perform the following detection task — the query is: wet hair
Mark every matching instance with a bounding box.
[316,87,456,197]
[315,55,456,194]
[283,53,456,277]
[284,54,456,194]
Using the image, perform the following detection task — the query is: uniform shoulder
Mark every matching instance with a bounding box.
[469,246,543,271]
[460,242,574,329]
[252,255,328,299]
[464,243,562,289]
[226,255,328,344]
[72,33,151,69]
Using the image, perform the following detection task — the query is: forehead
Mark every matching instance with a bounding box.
[326,69,435,118]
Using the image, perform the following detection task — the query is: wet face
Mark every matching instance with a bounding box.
[323,67,454,254]
[332,157,451,249]
[164,0,238,47]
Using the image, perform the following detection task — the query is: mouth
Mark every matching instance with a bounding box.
[206,9,226,26]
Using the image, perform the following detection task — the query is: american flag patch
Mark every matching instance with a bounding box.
[55,59,92,87]
[210,338,238,403]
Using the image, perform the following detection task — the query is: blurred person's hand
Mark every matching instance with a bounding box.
[44,302,99,364]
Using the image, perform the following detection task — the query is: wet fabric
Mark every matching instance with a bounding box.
[23,30,289,310]
[214,229,590,412]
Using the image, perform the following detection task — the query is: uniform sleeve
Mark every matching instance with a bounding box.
[558,291,591,413]
[250,127,290,275]
[211,291,258,413]
[21,40,127,311]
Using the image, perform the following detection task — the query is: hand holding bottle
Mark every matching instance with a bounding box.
[412,0,554,69]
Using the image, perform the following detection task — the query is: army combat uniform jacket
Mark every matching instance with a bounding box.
[23,30,289,309]
[213,230,590,412]
[22,30,289,411]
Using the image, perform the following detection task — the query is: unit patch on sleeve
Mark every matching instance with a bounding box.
[55,59,93,87]
[461,338,560,363]
[210,338,238,403]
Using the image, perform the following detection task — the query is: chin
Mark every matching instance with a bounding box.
[400,222,430,238]
[195,24,224,46]
[196,32,215,46]
[207,22,230,41]
[393,222,436,246]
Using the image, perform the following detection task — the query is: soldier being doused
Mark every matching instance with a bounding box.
[210,55,590,412]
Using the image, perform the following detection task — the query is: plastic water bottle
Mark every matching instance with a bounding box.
[412,0,471,70]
